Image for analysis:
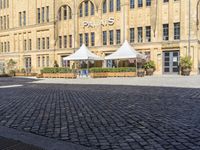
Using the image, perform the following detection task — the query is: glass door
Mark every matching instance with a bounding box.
[163,51,179,74]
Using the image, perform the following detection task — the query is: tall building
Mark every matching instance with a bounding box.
[0,0,200,75]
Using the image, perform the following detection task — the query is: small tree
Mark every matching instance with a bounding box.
[7,59,17,75]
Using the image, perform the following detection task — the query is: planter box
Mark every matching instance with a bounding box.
[90,72,136,78]
[42,73,77,79]
[90,72,107,78]
[15,73,37,77]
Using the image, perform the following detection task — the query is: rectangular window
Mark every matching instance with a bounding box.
[7,41,9,52]
[19,12,22,26]
[130,0,135,8]
[103,0,107,13]
[69,35,72,48]
[109,30,114,45]
[7,15,9,28]
[23,11,26,26]
[37,57,40,67]
[91,3,94,15]
[4,42,6,52]
[46,37,50,49]
[85,33,89,46]
[59,36,62,48]
[24,39,27,51]
[46,56,49,67]
[116,0,121,11]
[103,31,107,45]
[91,32,95,46]
[46,6,49,22]
[138,27,143,42]
[163,24,169,41]
[3,16,6,29]
[174,22,180,40]
[37,38,40,50]
[42,37,45,49]
[80,4,83,17]
[42,56,45,67]
[138,0,143,7]
[116,29,121,44]
[146,26,151,42]
[64,36,67,48]
[42,7,45,23]
[29,39,32,50]
[79,34,83,47]
[146,0,151,6]
[109,0,114,12]
[37,8,40,24]
[130,28,135,43]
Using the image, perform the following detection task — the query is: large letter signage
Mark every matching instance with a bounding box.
[83,17,115,28]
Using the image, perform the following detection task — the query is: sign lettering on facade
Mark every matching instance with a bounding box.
[83,17,115,28]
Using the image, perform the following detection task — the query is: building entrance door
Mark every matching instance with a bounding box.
[25,57,32,73]
[163,51,180,74]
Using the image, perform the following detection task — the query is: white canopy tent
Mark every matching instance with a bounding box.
[63,44,103,61]
[63,44,103,77]
[105,40,146,74]
[105,40,146,60]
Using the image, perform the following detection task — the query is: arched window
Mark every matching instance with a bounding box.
[58,5,72,21]
[79,1,95,17]
[91,2,94,15]
[79,4,83,17]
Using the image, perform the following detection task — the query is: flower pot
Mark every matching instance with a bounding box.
[146,68,154,76]
[137,69,145,77]
[181,68,191,76]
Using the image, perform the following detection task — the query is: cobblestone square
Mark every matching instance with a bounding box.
[0,77,200,150]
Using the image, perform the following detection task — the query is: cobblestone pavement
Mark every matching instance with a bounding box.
[0,78,200,149]
[0,136,43,150]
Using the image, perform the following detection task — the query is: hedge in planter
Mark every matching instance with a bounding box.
[41,67,76,78]
[89,67,136,78]
[41,67,73,73]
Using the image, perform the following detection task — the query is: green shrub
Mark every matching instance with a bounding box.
[89,67,136,73]
[143,60,156,70]
[180,56,193,69]
[41,67,73,73]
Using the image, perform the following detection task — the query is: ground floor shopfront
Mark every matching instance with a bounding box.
[0,41,199,75]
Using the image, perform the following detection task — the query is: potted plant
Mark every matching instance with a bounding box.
[180,56,192,76]
[143,60,156,76]
[137,68,145,77]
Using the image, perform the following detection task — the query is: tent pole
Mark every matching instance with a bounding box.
[87,60,89,77]
[136,58,138,77]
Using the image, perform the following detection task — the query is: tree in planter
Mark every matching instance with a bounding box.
[180,56,193,76]
[143,60,156,76]
[53,60,59,68]
[7,59,17,76]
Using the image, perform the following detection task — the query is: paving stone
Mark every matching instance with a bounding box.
[0,77,200,150]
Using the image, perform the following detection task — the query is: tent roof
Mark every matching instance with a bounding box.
[63,44,103,61]
[105,40,146,60]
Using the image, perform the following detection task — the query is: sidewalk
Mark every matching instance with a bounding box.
[32,75,200,88]
[0,136,43,150]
